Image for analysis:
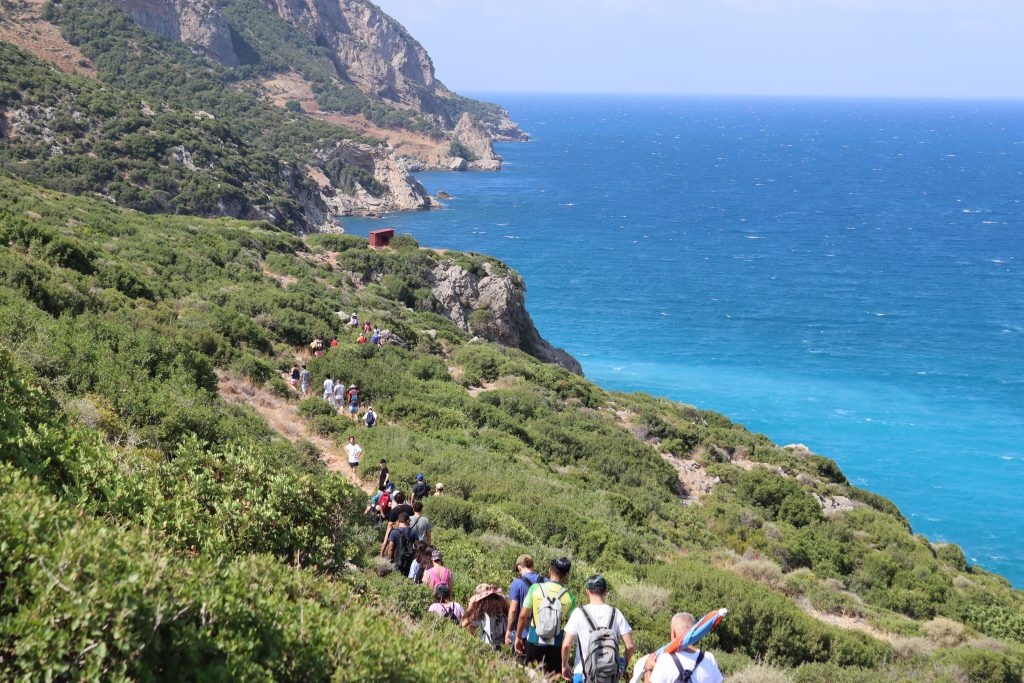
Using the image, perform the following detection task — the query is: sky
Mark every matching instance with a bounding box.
[372,0,1024,98]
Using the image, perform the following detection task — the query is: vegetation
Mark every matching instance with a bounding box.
[1,175,1022,679]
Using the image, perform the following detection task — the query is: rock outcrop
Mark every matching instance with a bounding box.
[430,261,582,375]
[314,142,437,215]
[112,0,240,67]
[452,113,503,171]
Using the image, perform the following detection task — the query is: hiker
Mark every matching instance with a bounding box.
[428,585,463,624]
[411,473,430,503]
[386,512,417,575]
[409,542,434,583]
[633,613,723,683]
[349,313,359,328]
[506,554,544,647]
[332,380,346,409]
[562,575,634,683]
[344,435,362,472]
[363,320,372,334]
[289,364,300,390]
[345,384,361,422]
[434,482,445,496]
[311,334,325,357]
[363,485,389,525]
[370,327,382,346]
[299,364,311,397]
[356,333,368,344]
[422,549,452,591]
[464,584,510,651]
[330,337,338,348]
[323,375,335,403]
[514,557,576,676]
[378,492,414,556]
[377,459,389,491]
[408,501,432,545]
[363,405,377,428]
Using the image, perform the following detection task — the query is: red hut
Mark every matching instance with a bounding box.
[368,228,395,249]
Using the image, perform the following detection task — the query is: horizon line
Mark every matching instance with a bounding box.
[459,89,1024,103]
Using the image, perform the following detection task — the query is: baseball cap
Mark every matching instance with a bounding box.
[431,549,443,562]
[585,575,608,593]
[416,474,424,480]
[551,557,572,575]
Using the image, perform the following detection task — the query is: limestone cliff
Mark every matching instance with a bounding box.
[430,261,583,375]
[111,0,240,67]
[452,113,502,171]
[314,141,438,215]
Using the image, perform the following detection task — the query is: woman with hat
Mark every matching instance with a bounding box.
[345,384,361,422]
[464,584,510,650]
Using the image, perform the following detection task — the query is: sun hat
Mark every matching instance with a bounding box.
[435,482,444,490]
[468,584,505,606]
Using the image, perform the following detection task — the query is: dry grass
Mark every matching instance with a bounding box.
[728,664,795,683]
[734,558,784,590]
[924,617,967,648]
[891,636,936,660]
[614,583,672,616]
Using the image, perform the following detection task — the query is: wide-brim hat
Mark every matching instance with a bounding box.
[468,584,505,606]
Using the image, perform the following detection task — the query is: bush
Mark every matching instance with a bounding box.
[298,397,337,419]
[936,647,1024,683]
[924,617,967,648]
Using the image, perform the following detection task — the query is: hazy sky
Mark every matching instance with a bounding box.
[372,0,1024,98]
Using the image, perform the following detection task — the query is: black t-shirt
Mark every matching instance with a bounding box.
[377,467,389,491]
[388,504,414,523]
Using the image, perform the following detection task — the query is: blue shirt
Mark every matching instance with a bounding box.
[509,572,541,640]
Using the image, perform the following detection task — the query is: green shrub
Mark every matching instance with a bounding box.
[936,647,1024,683]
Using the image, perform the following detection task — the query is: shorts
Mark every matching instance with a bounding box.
[349,461,359,470]
[301,382,310,393]
[523,642,561,675]
[349,403,358,414]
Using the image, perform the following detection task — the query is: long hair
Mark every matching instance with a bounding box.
[464,592,509,623]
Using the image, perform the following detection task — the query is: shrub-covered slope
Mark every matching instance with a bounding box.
[1,176,1022,681]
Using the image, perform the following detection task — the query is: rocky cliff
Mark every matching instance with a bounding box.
[111,0,240,66]
[430,261,583,375]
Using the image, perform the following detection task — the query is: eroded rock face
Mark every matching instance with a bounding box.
[453,113,503,171]
[315,141,438,216]
[430,262,582,375]
[112,0,240,66]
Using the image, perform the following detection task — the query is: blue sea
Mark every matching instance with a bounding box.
[346,95,1024,586]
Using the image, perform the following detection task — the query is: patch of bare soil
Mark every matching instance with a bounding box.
[799,601,898,643]
[216,370,374,494]
[0,0,96,77]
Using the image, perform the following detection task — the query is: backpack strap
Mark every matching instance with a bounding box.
[670,651,705,683]
[607,607,617,630]
[580,605,598,631]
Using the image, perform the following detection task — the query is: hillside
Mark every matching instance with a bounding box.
[0,0,523,231]
[2,176,1023,681]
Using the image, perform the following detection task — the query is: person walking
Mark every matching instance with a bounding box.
[464,584,510,650]
[514,557,575,677]
[506,555,544,647]
[411,474,430,503]
[562,575,635,683]
[633,613,723,683]
[385,512,417,575]
[376,459,389,491]
[422,549,452,591]
[345,384,361,422]
[428,585,463,624]
[363,405,378,427]
[299,364,311,397]
[344,435,362,472]
[289,364,300,390]
[332,380,346,410]
[434,482,445,496]
[408,501,432,545]
[322,375,335,404]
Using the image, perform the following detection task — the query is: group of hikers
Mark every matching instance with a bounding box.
[293,329,723,682]
[307,315,386,356]
[363,461,723,683]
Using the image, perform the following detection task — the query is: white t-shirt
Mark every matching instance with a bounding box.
[648,649,723,683]
[345,442,363,464]
[564,604,632,676]
[333,384,346,401]
[323,378,334,397]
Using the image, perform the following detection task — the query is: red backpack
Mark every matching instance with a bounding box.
[377,492,391,511]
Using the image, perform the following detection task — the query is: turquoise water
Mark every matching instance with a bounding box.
[345,95,1024,585]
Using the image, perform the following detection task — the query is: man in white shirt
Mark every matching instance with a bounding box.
[634,613,723,683]
[322,375,334,403]
[344,435,362,472]
[561,574,635,683]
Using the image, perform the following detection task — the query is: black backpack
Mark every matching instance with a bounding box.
[443,605,460,624]
[669,651,705,683]
[394,528,415,573]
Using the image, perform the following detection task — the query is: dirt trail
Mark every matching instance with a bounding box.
[216,371,374,494]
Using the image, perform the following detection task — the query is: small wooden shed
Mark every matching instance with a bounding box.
[368,228,395,249]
